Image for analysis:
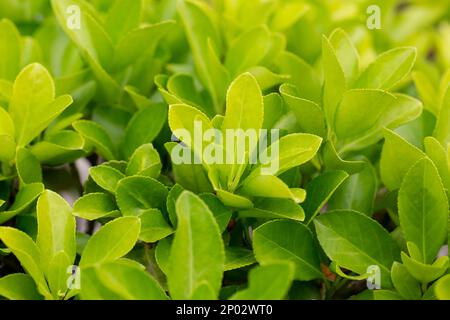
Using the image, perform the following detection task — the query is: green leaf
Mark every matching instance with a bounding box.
[51,0,113,68]
[322,141,366,174]
[36,190,76,275]
[0,227,50,298]
[222,72,263,132]
[247,66,289,92]
[424,136,450,195]
[329,28,359,85]
[168,191,225,300]
[16,147,42,184]
[253,220,322,281]
[435,274,450,300]
[216,189,253,209]
[115,176,168,216]
[165,142,214,194]
[401,253,449,284]
[280,83,326,137]
[9,63,73,147]
[0,274,43,300]
[80,260,168,300]
[229,263,294,300]
[79,216,141,267]
[278,51,321,103]
[253,133,322,176]
[89,164,125,193]
[139,208,173,243]
[113,21,175,71]
[73,120,116,160]
[356,47,417,90]
[302,170,349,224]
[225,26,270,77]
[238,174,303,203]
[239,198,305,221]
[224,247,256,271]
[47,251,72,299]
[0,183,44,224]
[177,0,228,111]
[334,90,422,153]
[314,210,401,288]
[30,130,85,165]
[0,19,21,81]
[199,193,232,232]
[73,193,119,221]
[398,158,448,264]
[328,159,377,216]
[155,236,172,276]
[126,144,162,179]
[104,0,141,44]
[322,35,346,126]
[433,86,450,146]
[380,128,425,190]
[391,262,421,300]
[166,184,185,227]
[168,103,213,159]
[121,104,167,159]
[262,93,286,130]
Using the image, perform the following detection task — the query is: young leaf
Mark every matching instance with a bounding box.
[115,176,168,216]
[0,19,22,81]
[36,190,76,274]
[80,216,141,267]
[398,158,448,264]
[73,120,116,160]
[168,191,225,300]
[51,0,113,68]
[433,86,450,147]
[225,26,270,77]
[239,198,305,221]
[222,72,264,132]
[89,164,125,193]
[401,253,449,284]
[355,47,417,90]
[104,0,142,44]
[253,220,322,281]
[334,90,422,152]
[280,83,326,137]
[391,262,421,300]
[435,275,450,300]
[80,261,168,300]
[126,144,162,179]
[254,133,322,176]
[0,183,44,224]
[73,193,119,221]
[0,227,50,297]
[9,64,73,147]
[424,136,450,194]
[177,0,228,110]
[322,35,346,126]
[329,28,359,85]
[278,51,321,103]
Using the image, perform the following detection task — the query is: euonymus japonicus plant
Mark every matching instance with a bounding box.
[1,0,450,301]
